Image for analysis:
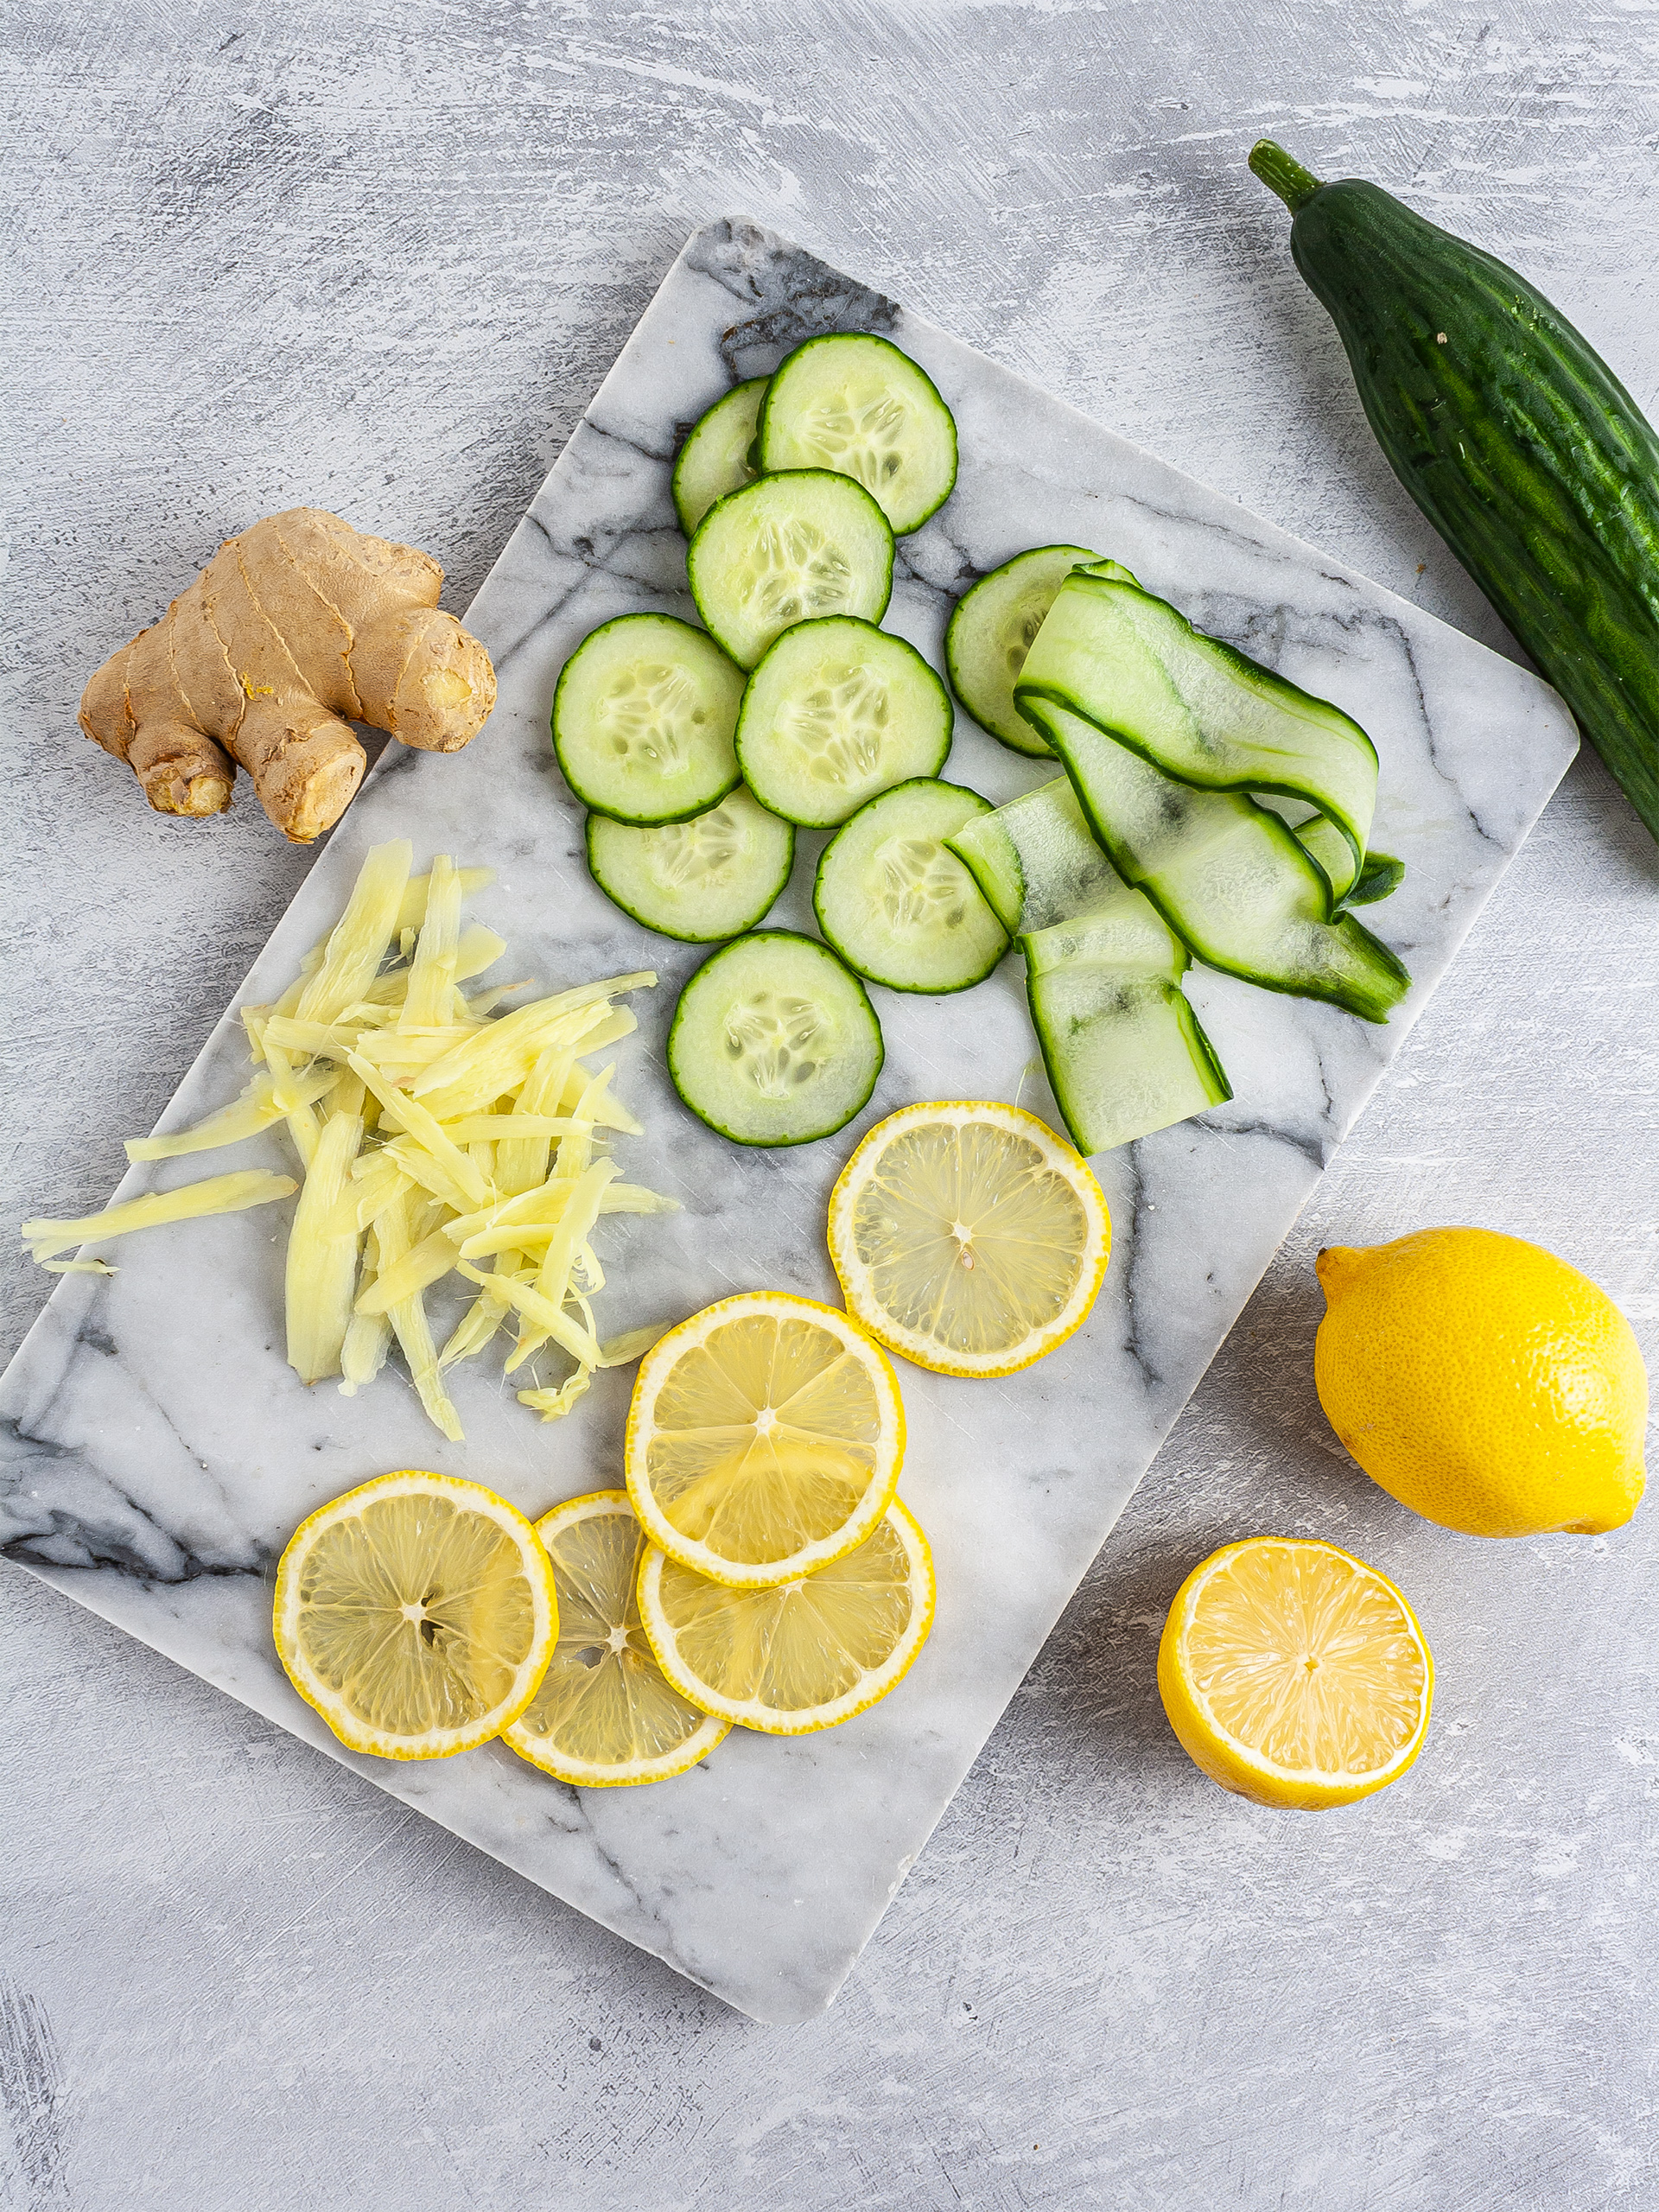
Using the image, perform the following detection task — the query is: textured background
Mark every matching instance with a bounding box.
[3,3,1658,2207]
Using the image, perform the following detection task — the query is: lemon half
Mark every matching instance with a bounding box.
[637,1499,936,1734]
[827,1101,1110,1376]
[625,1291,905,1589]
[501,1491,729,1788]
[273,1470,556,1760]
[1157,1536,1433,1811]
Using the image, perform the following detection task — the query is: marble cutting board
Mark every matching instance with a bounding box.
[0,219,1578,2026]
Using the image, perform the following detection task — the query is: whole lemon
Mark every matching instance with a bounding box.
[1314,1228,1647,1537]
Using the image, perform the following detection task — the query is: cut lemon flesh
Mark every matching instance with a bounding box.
[273,1470,556,1760]
[501,1491,729,1787]
[827,1101,1110,1376]
[1157,1537,1433,1810]
[626,1291,905,1589]
[637,1498,935,1734]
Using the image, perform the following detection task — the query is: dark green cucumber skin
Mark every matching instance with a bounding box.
[1345,849,1405,907]
[1263,155,1659,839]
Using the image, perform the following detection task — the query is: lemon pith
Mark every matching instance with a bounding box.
[636,1498,936,1734]
[1315,1227,1648,1538]
[827,1101,1110,1377]
[625,1291,906,1589]
[272,1471,557,1760]
[1157,1537,1433,1811]
[501,1491,729,1787]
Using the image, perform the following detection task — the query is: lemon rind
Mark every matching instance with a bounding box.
[273,1469,558,1762]
[1162,1536,1433,1803]
[625,1291,906,1591]
[635,1497,937,1736]
[501,1711,731,1789]
[533,1487,635,1542]
[827,1100,1111,1379]
[499,1488,732,1786]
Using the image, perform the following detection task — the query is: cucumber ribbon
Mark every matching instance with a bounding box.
[1021,889,1234,1158]
[949,780,1236,1157]
[946,563,1411,1157]
[1014,563,1409,1024]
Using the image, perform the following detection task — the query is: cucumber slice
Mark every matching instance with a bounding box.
[1020,696,1409,1024]
[734,616,953,828]
[945,777,1121,936]
[552,613,743,825]
[758,334,958,534]
[586,789,794,943]
[945,545,1097,758]
[672,378,767,537]
[813,779,1009,995]
[667,930,883,1147]
[1022,891,1232,1156]
[687,470,894,670]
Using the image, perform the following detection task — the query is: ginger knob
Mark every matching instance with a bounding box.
[78,507,497,843]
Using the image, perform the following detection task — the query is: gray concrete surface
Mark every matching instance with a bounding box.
[3,3,1657,2205]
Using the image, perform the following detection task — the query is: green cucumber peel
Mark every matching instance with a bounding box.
[1344,849,1406,907]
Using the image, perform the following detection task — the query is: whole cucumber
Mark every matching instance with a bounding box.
[1251,139,1659,844]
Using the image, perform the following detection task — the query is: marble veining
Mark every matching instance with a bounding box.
[0,219,1576,2026]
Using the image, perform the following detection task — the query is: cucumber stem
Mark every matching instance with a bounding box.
[1249,140,1324,213]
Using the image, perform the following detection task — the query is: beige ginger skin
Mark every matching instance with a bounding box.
[78,507,496,843]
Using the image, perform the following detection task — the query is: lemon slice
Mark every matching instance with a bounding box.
[827,1100,1110,1376]
[1157,1537,1433,1810]
[500,1491,730,1788]
[625,1290,905,1589]
[273,1470,556,1760]
[636,1499,935,1734]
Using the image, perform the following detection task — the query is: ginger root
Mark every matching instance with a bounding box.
[79,507,497,843]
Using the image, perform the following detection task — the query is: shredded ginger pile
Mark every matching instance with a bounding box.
[22,839,676,1439]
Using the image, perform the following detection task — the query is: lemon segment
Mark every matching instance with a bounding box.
[626,1291,906,1589]
[636,1499,935,1734]
[827,1101,1110,1376]
[273,1470,557,1760]
[501,1491,729,1787]
[1157,1537,1433,1811]
[1315,1227,1648,1537]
